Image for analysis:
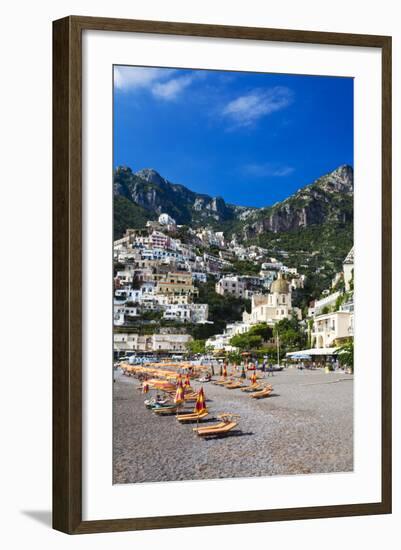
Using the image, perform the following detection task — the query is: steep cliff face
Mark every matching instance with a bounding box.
[114,164,353,238]
[240,165,353,237]
[114,166,235,225]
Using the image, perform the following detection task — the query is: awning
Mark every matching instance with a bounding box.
[286,347,339,357]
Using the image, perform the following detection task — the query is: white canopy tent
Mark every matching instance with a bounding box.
[286,347,339,358]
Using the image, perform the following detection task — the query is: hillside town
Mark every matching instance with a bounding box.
[112,68,354,484]
[113,212,354,365]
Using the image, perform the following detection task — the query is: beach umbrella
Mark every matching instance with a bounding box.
[174,384,185,405]
[184,373,191,387]
[142,382,149,394]
[250,372,257,385]
[195,387,206,411]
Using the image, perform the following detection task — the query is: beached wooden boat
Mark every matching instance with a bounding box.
[144,398,168,408]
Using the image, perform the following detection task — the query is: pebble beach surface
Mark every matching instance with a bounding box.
[113,368,353,484]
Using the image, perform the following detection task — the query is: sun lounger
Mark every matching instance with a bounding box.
[196,421,238,437]
[176,411,209,422]
[250,387,273,399]
[192,422,226,432]
[218,379,236,386]
[242,383,272,391]
[241,384,262,392]
[225,382,245,389]
[183,392,198,401]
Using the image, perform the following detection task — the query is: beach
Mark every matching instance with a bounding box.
[113,367,353,484]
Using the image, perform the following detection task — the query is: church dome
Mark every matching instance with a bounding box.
[271,273,290,294]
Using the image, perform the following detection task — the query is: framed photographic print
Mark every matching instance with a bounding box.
[53,16,392,534]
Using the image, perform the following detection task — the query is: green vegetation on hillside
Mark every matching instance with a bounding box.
[253,222,353,309]
[225,259,261,275]
[113,196,154,239]
[194,279,251,335]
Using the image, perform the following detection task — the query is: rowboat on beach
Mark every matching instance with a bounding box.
[152,405,180,415]
[144,397,168,408]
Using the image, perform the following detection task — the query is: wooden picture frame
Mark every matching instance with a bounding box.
[53,15,392,534]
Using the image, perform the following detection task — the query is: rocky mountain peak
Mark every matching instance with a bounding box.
[314,164,353,194]
[135,168,165,186]
[114,163,353,237]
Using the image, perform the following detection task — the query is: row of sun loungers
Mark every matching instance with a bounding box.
[213,378,273,398]
[140,368,275,438]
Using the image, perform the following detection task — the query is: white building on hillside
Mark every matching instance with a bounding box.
[312,310,353,349]
[343,246,354,291]
[215,276,246,298]
[191,272,207,283]
[158,213,176,227]
[313,291,341,316]
[162,303,209,324]
[242,273,301,326]
[205,321,252,352]
[114,331,192,354]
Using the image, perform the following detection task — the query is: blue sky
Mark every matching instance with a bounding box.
[114,66,353,207]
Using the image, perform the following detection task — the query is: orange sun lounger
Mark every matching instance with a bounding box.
[225,382,245,389]
[241,383,263,392]
[176,410,209,422]
[250,387,273,399]
[192,421,226,432]
[196,421,238,436]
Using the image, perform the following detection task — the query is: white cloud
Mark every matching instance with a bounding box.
[152,74,196,100]
[114,66,201,101]
[113,66,175,91]
[222,86,293,127]
[243,163,295,178]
